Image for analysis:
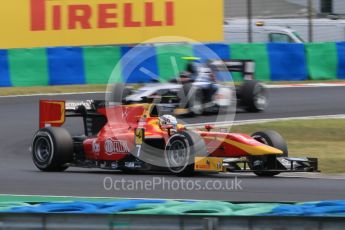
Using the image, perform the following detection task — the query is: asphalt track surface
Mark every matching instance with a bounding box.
[1,86,345,202]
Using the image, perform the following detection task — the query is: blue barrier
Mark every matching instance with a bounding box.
[2,200,345,216]
[0,50,11,87]
[47,47,85,85]
[4,200,167,214]
[193,44,231,61]
[268,43,308,81]
[269,201,345,216]
[120,46,159,83]
[336,42,345,80]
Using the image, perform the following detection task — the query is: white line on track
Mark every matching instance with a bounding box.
[277,173,345,180]
[187,114,345,128]
[0,91,105,98]
[267,83,345,88]
[0,82,345,98]
[222,172,345,180]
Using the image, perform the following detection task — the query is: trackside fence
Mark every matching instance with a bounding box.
[1,213,345,230]
[0,42,345,87]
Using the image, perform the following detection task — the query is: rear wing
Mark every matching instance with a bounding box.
[208,59,256,80]
[39,100,66,129]
[39,100,107,136]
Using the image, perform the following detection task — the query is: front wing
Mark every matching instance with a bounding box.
[194,157,319,173]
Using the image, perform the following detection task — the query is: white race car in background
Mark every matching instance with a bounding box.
[111,60,268,116]
[124,82,235,115]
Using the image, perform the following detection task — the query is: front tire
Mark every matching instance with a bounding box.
[165,131,207,176]
[240,80,268,112]
[188,87,204,116]
[32,127,73,172]
[250,131,288,177]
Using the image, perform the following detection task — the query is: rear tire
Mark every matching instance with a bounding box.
[165,131,207,176]
[240,80,268,112]
[32,127,73,172]
[250,131,288,177]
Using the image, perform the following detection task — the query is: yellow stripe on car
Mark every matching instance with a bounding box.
[203,136,283,156]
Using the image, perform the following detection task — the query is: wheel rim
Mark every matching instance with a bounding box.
[190,91,203,115]
[253,85,267,111]
[34,137,52,163]
[191,99,203,114]
[167,140,189,172]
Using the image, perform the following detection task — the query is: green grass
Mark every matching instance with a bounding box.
[1,80,344,96]
[229,119,345,173]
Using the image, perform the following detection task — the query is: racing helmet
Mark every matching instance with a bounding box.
[186,62,200,74]
[159,115,178,131]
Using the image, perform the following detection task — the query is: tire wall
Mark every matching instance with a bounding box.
[0,42,344,87]
[1,195,345,216]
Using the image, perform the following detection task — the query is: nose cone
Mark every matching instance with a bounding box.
[224,133,284,155]
[247,145,283,156]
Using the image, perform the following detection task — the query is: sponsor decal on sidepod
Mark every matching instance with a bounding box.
[104,138,130,155]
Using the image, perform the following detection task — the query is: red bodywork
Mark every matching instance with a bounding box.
[39,100,283,162]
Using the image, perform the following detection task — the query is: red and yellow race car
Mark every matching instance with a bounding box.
[32,100,318,177]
